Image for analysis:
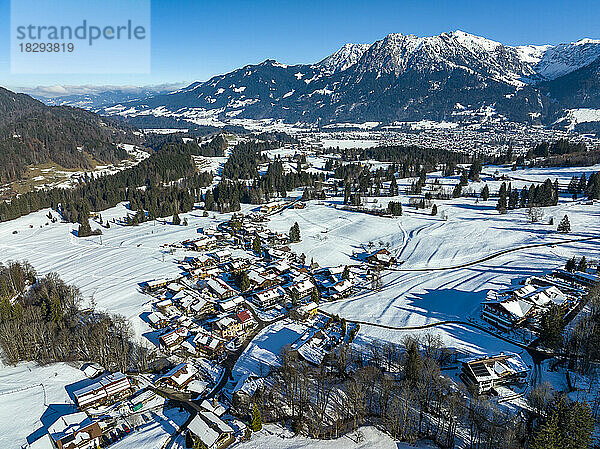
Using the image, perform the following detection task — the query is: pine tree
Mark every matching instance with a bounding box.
[404,339,422,386]
[252,235,261,255]
[78,219,92,237]
[250,403,263,431]
[481,184,489,201]
[172,212,181,225]
[557,215,571,233]
[389,177,398,196]
[311,287,320,304]
[577,256,587,273]
[289,222,300,242]
[565,257,577,273]
[431,204,438,216]
[342,266,350,280]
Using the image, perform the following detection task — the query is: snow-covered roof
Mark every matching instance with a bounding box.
[188,415,219,447]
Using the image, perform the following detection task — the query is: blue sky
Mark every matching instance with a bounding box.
[1,0,599,89]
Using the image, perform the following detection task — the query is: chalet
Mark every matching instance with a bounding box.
[194,331,225,357]
[247,269,273,290]
[192,235,218,251]
[252,285,286,309]
[213,316,241,339]
[288,279,315,300]
[481,284,569,331]
[166,282,184,295]
[187,411,234,449]
[328,279,353,299]
[236,309,256,331]
[158,362,198,390]
[145,278,169,292]
[292,301,319,321]
[212,249,232,263]
[460,353,529,394]
[190,297,215,316]
[73,372,132,410]
[367,248,395,267]
[554,269,600,287]
[159,327,189,350]
[129,390,159,412]
[260,201,285,214]
[207,278,238,299]
[147,311,169,329]
[218,296,245,313]
[190,266,221,280]
[48,412,102,449]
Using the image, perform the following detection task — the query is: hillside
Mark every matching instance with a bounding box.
[0,87,138,183]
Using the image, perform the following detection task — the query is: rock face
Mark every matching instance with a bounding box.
[99,30,600,128]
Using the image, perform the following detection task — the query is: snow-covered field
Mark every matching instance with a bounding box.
[236,424,436,449]
[0,163,599,447]
[0,362,86,448]
[0,203,235,340]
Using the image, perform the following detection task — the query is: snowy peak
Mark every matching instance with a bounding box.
[534,39,600,79]
[316,43,370,74]
[351,30,535,85]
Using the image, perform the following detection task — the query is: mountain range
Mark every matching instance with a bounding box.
[51,30,600,132]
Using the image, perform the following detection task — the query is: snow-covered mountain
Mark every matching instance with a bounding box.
[100,30,600,128]
[315,43,370,75]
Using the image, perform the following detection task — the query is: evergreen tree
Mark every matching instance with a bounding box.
[565,257,577,273]
[539,304,564,350]
[311,287,320,304]
[389,177,398,196]
[289,222,300,242]
[172,212,181,225]
[250,403,263,431]
[342,266,350,280]
[577,256,587,273]
[78,219,92,237]
[403,339,422,386]
[557,215,571,233]
[252,235,261,255]
[431,204,438,216]
[481,184,489,201]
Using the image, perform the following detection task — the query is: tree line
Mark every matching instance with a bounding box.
[0,261,155,371]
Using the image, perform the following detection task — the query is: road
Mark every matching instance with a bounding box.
[158,301,288,447]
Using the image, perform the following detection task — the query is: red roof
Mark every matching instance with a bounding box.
[236,309,252,323]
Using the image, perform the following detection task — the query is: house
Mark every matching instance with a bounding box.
[73,372,132,409]
[292,301,319,321]
[48,412,103,449]
[187,411,234,449]
[218,296,245,313]
[236,309,256,331]
[207,278,238,299]
[554,269,600,287]
[481,284,569,331]
[460,353,529,394]
[147,311,169,328]
[260,201,285,214]
[158,362,198,390]
[328,279,353,299]
[194,331,225,357]
[81,363,104,379]
[213,316,241,339]
[252,285,286,309]
[288,279,315,300]
[192,235,218,251]
[145,278,169,292]
[159,327,189,350]
[367,248,395,267]
[213,249,232,263]
[190,297,215,316]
